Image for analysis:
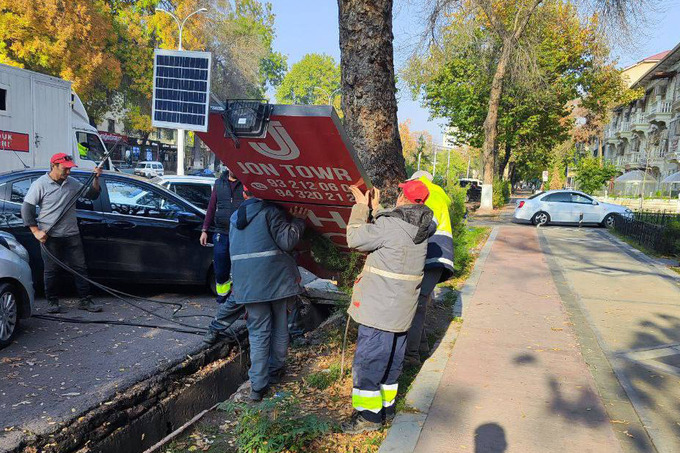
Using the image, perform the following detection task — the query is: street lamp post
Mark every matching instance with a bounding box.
[314,87,342,106]
[155,7,208,176]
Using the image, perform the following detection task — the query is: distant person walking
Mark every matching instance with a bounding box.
[226,186,308,401]
[200,169,244,303]
[22,153,103,313]
[404,171,454,367]
[343,181,434,434]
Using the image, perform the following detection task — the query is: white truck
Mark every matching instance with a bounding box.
[0,64,109,172]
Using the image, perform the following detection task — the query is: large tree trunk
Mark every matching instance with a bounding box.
[480,40,512,210]
[338,0,405,201]
[498,139,512,179]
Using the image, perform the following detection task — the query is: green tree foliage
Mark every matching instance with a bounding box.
[0,0,284,130]
[406,2,621,183]
[275,53,341,112]
[575,155,619,194]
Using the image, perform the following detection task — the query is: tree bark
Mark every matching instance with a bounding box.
[498,139,512,179]
[338,0,406,201]
[480,40,512,209]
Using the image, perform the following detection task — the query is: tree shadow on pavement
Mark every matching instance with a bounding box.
[616,313,680,449]
[547,377,608,428]
[474,423,507,453]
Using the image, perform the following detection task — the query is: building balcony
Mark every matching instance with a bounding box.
[630,114,650,132]
[620,153,647,169]
[647,101,673,122]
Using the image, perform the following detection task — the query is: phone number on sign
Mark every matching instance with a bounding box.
[266,179,355,192]
[274,189,353,202]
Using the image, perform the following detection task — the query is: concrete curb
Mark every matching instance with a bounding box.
[379,226,499,453]
[598,229,680,285]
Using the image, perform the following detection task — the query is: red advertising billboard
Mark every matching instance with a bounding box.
[0,130,30,153]
[196,105,371,249]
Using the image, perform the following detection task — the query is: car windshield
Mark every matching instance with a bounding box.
[76,132,107,162]
[528,192,544,200]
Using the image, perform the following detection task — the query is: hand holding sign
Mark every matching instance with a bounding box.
[350,186,368,205]
[369,188,381,210]
[290,206,310,219]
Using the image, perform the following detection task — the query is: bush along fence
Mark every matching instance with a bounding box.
[613,213,680,257]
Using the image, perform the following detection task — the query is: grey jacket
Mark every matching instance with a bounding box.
[347,203,434,333]
[229,198,305,303]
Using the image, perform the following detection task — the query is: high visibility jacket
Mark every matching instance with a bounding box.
[78,143,88,159]
[418,177,455,281]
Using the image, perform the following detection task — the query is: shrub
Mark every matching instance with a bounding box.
[218,396,331,453]
[492,180,510,208]
[664,221,680,256]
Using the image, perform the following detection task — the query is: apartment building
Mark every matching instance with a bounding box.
[603,44,680,195]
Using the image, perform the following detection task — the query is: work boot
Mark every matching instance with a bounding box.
[202,330,224,346]
[46,299,61,314]
[268,367,286,385]
[249,386,268,402]
[384,407,396,424]
[403,355,422,369]
[342,412,382,434]
[78,297,102,313]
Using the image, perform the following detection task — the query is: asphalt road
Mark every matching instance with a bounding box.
[0,290,216,452]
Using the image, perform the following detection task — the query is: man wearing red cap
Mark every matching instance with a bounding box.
[342,180,434,433]
[22,153,103,313]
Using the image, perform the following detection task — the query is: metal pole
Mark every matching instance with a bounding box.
[446,147,451,185]
[155,7,207,176]
[432,145,437,177]
[417,152,421,171]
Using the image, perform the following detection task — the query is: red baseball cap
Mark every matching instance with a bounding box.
[50,153,77,168]
[398,180,429,204]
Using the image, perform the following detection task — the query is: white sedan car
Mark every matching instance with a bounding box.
[512,190,633,228]
[0,230,34,349]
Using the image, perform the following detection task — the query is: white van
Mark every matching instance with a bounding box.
[0,64,109,172]
[134,161,165,178]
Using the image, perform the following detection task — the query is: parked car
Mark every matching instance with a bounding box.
[153,175,215,210]
[186,168,216,178]
[134,161,165,178]
[459,178,482,202]
[0,230,34,349]
[512,190,633,227]
[0,169,214,294]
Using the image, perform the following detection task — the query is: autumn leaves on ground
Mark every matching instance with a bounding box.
[162,227,488,453]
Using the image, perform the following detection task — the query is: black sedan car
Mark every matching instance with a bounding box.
[0,169,215,293]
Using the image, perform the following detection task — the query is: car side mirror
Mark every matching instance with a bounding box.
[592,200,598,205]
[177,212,202,224]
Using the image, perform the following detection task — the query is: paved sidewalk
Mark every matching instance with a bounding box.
[540,227,680,453]
[388,226,622,452]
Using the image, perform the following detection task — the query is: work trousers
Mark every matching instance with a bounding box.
[208,295,244,335]
[213,232,231,303]
[40,234,91,302]
[352,324,407,423]
[405,268,443,361]
[245,297,292,392]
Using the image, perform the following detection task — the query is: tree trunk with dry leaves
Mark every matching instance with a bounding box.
[338,0,406,200]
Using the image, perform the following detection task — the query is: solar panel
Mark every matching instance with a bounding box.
[151,49,212,132]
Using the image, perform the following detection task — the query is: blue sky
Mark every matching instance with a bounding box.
[269,0,680,144]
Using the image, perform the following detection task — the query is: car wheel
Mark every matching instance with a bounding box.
[0,283,20,349]
[207,267,217,296]
[532,211,550,226]
[602,214,616,229]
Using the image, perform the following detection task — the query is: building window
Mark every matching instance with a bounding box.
[0,88,6,111]
[107,119,115,133]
